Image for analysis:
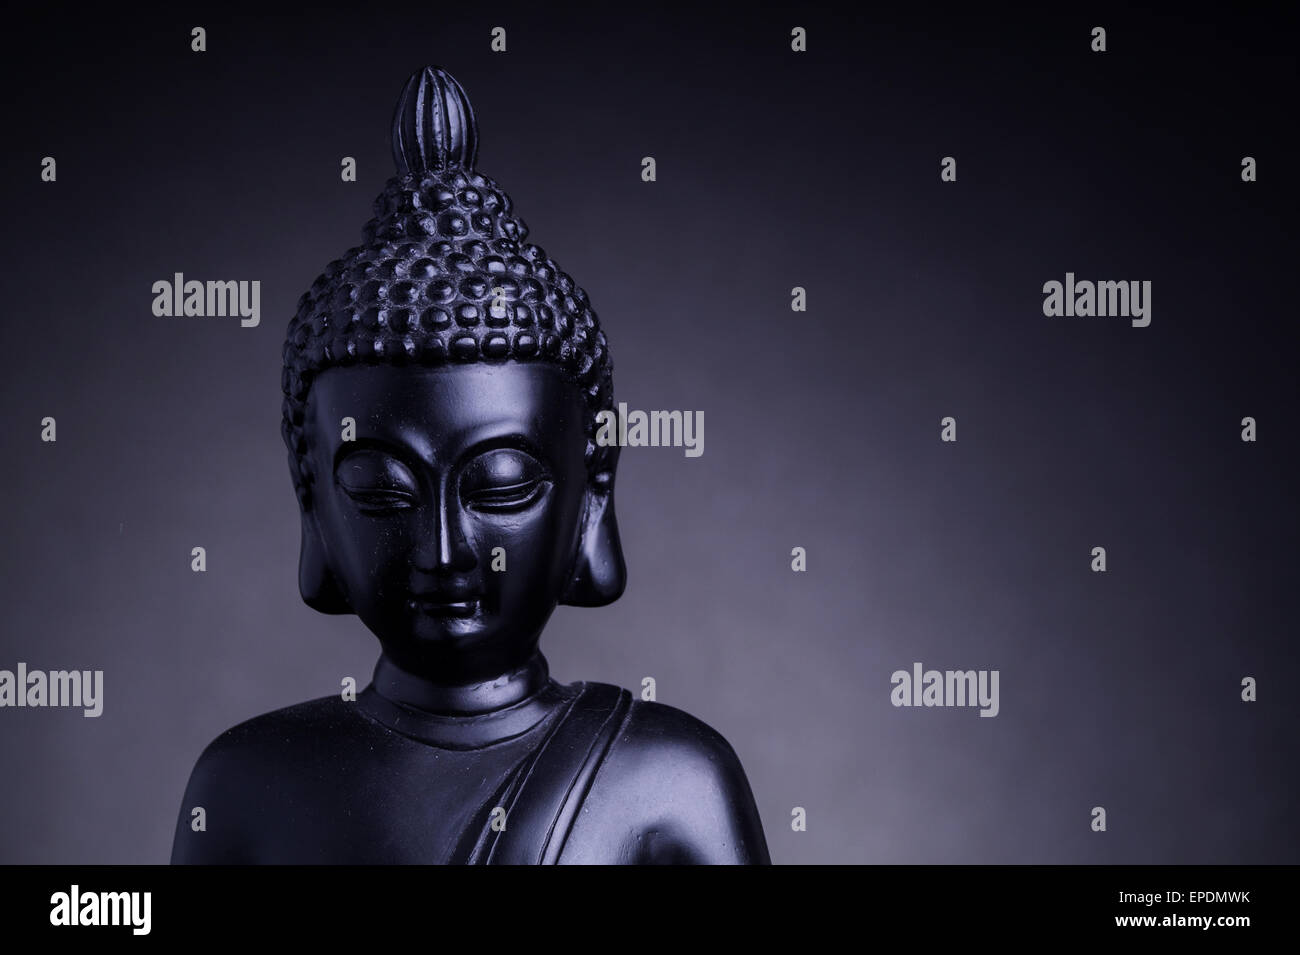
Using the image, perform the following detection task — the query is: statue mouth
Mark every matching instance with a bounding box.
[406,597,480,618]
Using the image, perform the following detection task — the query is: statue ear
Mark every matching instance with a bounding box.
[561,451,627,607]
[299,511,351,615]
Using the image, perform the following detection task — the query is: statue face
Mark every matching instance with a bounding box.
[303,362,590,682]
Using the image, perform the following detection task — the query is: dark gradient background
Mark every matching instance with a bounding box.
[1,4,1296,864]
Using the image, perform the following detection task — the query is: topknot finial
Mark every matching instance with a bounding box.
[391,66,478,176]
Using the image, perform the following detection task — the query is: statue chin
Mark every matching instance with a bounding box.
[169,65,770,866]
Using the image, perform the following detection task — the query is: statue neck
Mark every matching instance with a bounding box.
[369,650,551,716]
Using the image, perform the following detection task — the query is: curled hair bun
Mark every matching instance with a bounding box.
[281,66,614,507]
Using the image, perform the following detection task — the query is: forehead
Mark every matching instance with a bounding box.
[306,362,586,455]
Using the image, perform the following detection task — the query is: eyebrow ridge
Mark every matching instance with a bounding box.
[332,433,551,477]
[455,433,551,472]
[332,437,422,476]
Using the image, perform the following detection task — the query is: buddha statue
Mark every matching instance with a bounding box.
[170,66,770,864]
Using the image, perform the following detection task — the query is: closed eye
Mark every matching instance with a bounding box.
[342,487,418,512]
[465,480,549,512]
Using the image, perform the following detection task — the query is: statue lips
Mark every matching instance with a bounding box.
[406,591,481,618]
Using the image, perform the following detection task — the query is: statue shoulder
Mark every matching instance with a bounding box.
[618,695,744,761]
[189,696,356,768]
[170,696,361,863]
[561,686,771,864]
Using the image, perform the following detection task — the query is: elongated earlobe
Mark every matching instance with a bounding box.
[299,515,351,614]
[561,462,627,607]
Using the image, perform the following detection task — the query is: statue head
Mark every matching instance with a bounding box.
[280,66,624,683]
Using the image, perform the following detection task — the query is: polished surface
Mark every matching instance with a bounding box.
[172,66,770,865]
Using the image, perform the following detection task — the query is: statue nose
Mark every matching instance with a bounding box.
[412,485,476,575]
